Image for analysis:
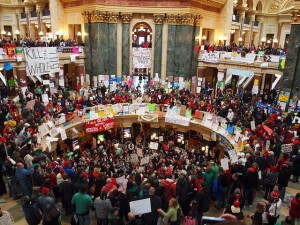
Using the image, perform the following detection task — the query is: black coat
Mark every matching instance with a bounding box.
[143,195,162,221]
[292,155,300,176]
[23,203,42,225]
[278,169,292,187]
[243,169,259,189]
[59,180,74,203]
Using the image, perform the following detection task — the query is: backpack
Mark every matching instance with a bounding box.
[177,207,184,223]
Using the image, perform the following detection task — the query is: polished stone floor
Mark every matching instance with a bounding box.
[1,182,299,225]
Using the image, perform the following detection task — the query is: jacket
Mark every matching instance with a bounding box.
[22,203,42,225]
[101,183,117,195]
[264,171,278,186]
[278,169,292,187]
[243,168,259,189]
[143,195,162,221]
[161,178,177,201]
[289,197,300,218]
[176,177,192,202]
[94,197,112,219]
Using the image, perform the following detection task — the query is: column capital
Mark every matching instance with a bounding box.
[83,11,122,23]
[36,3,46,12]
[82,11,90,23]
[153,14,165,24]
[291,9,300,24]
[165,13,200,26]
[236,7,248,16]
[256,15,264,23]
[120,13,132,23]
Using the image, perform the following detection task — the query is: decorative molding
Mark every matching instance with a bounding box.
[153,14,165,24]
[81,11,122,23]
[81,11,90,23]
[120,13,132,23]
[291,9,300,23]
[195,15,202,26]
[165,13,200,26]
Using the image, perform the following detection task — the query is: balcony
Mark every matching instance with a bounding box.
[21,13,26,19]
[232,15,239,23]
[31,11,37,18]
[42,8,50,17]
[254,21,259,26]
[244,18,250,25]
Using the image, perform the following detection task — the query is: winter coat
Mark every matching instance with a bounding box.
[292,155,300,176]
[15,165,34,196]
[278,169,292,187]
[22,203,42,225]
[289,197,300,218]
[161,178,177,201]
[243,168,259,189]
[94,198,112,219]
[264,171,278,186]
[176,177,192,203]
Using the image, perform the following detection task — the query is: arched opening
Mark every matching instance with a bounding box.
[246,0,253,10]
[256,1,263,12]
[131,22,152,91]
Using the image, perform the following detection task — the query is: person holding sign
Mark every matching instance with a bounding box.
[158,198,180,225]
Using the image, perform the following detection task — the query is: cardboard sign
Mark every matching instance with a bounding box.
[149,142,158,150]
[281,144,293,153]
[129,198,151,215]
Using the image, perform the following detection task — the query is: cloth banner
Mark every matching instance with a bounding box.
[219,134,234,151]
[24,47,60,76]
[227,68,254,77]
[264,55,280,63]
[231,53,256,63]
[85,117,115,134]
[133,48,151,68]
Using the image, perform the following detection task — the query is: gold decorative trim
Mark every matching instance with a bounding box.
[82,11,90,23]
[153,14,165,24]
[120,13,132,23]
[291,9,300,23]
[166,13,201,26]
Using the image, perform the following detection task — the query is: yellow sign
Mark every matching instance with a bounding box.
[278,94,289,103]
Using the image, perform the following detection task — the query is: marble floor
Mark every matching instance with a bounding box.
[1,182,299,225]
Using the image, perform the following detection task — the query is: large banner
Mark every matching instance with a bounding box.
[200,52,220,63]
[24,47,60,76]
[231,53,256,63]
[133,48,151,68]
[85,117,115,134]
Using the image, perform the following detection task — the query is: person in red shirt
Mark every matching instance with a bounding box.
[289,193,300,224]
[44,166,57,187]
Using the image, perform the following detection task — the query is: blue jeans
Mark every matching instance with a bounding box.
[77,214,90,225]
[278,185,286,201]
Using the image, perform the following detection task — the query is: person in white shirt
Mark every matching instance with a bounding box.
[267,190,282,225]
[227,108,234,122]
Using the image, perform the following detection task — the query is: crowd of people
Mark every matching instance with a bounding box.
[0,79,300,225]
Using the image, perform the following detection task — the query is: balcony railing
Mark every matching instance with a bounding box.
[31,11,37,18]
[21,13,26,19]
[232,15,239,22]
[254,21,259,26]
[244,18,250,25]
[42,8,50,16]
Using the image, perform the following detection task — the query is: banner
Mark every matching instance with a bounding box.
[85,117,115,134]
[133,48,151,68]
[231,53,256,63]
[24,47,60,76]
[264,55,280,63]
[200,52,220,63]
[219,134,234,151]
[278,56,286,69]
[256,101,282,116]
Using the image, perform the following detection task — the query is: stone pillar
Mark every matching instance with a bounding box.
[117,22,122,77]
[153,14,165,79]
[257,16,264,47]
[237,8,247,39]
[260,73,266,94]
[248,12,256,46]
[191,16,201,78]
[36,3,45,33]
[280,5,300,103]
[161,21,168,81]
[24,5,34,38]
[120,13,132,76]
[82,12,92,82]
[276,22,283,47]
[166,14,199,78]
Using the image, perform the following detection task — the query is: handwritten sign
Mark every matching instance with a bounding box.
[24,47,60,76]
[221,158,229,170]
[130,154,139,163]
[200,52,220,63]
[85,117,115,134]
[133,48,151,68]
[281,144,293,153]
[149,142,158,150]
[129,198,151,215]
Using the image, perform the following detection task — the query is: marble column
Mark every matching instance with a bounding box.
[248,13,256,46]
[153,14,165,78]
[280,8,300,102]
[108,23,117,75]
[166,24,176,76]
[191,20,201,78]
[257,16,264,47]
[83,22,92,78]
[121,13,132,76]
[161,22,168,80]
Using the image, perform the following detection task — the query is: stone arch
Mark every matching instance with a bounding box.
[256,0,263,12]
[246,0,254,10]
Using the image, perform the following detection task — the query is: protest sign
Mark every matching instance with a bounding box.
[149,142,158,150]
[140,157,149,165]
[85,117,115,134]
[251,120,256,130]
[200,52,220,63]
[116,175,125,184]
[221,158,229,170]
[26,99,35,109]
[129,198,151,215]
[133,48,151,68]
[219,134,234,151]
[281,144,293,153]
[24,47,60,76]
[130,154,139,163]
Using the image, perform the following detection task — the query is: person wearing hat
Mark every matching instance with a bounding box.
[289,193,300,225]
[224,200,244,220]
[291,150,300,183]
[278,163,292,201]
[243,163,259,208]
[58,173,74,216]
[249,202,266,225]
[266,190,282,225]
[264,166,279,200]
[36,187,57,213]
[22,196,42,225]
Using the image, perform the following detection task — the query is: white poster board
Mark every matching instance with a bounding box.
[133,48,151,68]
[221,158,229,170]
[129,198,151,215]
[149,142,158,150]
[281,144,293,153]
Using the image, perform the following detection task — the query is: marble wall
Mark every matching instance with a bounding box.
[166,24,195,78]
[86,22,118,77]
[122,23,130,75]
[154,24,163,76]
[84,23,92,76]
[281,24,300,98]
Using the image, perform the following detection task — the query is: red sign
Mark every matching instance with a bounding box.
[85,117,115,134]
